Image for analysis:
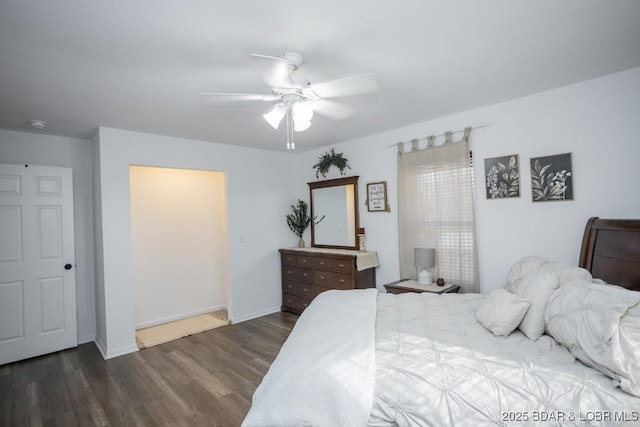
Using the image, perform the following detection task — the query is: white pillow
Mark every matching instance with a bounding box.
[545,280,640,397]
[537,261,593,284]
[475,290,531,337]
[618,303,640,396]
[507,272,558,341]
[503,256,548,288]
[503,255,592,290]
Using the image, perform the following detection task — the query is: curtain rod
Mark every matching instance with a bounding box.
[387,124,491,148]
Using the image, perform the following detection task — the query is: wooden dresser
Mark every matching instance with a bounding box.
[279,248,377,314]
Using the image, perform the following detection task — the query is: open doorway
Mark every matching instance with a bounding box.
[129,165,229,344]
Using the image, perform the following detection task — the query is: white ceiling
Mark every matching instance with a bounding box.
[1,1,639,152]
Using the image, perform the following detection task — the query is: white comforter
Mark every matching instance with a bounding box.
[243,291,640,427]
[242,289,378,427]
[369,293,640,426]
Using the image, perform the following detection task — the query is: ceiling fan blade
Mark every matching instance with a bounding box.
[200,92,280,105]
[312,100,356,121]
[249,54,296,88]
[310,73,378,99]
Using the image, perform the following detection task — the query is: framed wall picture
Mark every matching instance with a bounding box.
[366,181,388,212]
[530,152,573,202]
[484,154,520,199]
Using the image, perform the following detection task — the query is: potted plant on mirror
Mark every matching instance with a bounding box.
[313,148,351,179]
[286,199,324,247]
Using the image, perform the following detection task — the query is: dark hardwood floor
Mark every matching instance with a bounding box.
[0,311,298,427]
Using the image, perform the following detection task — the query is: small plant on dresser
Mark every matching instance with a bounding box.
[286,199,324,247]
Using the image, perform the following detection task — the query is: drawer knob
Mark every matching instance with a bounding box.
[339,279,345,283]
[302,259,307,263]
[303,288,308,292]
[338,263,344,268]
[320,275,325,280]
[303,273,308,277]
[287,284,292,288]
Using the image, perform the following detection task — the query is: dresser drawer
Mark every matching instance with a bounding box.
[296,254,314,268]
[314,257,332,270]
[296,254,333,270]
[282,294,311,313]
[282,266,312,283]
[330,258,354,274]
[281,253,297,266]
[313,270,352,289]
[279,248,377,314]
[283,281,314,299]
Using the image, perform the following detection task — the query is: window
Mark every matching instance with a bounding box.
[398,139,478,292]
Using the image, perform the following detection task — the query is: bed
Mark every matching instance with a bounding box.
[243,217,640,426]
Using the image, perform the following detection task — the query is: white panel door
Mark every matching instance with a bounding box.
[0,164,77,365]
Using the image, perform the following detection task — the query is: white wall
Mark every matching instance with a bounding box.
[91,131,107,352]
[4,66,639,360]
[93,127,296,357]
[296,67,640,293]
[130,166,228,328]
[0,129,96,343]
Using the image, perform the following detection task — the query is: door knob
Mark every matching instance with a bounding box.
[64,263,73,270]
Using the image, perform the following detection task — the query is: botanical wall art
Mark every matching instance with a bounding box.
[484,154,520,199]
[530,152,573,202]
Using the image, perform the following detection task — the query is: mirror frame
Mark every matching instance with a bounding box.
[309,176,359,250]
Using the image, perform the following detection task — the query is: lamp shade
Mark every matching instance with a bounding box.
[292,101,313,131]
[414,248,435,269]
[263,104,286,129]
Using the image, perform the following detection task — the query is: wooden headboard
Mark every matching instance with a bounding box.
[579,217,640,291]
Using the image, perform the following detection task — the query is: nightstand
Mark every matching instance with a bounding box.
[383,279,461,295]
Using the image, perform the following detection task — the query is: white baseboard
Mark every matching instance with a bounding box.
[105,343,138,359]
[93,335,108,359]
[135,305,227,330]
[230,306,281,324]
[77,334,95,345]
[93,335,139,360]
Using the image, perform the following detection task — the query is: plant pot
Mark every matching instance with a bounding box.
[298,238,305,248]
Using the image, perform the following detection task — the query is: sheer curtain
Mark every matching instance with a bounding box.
[397,131,478,293]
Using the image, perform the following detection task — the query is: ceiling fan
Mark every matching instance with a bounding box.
[200,52,378,149]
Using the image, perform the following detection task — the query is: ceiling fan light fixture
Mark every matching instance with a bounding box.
[293,101,313,122]
[293,118,311,132]
[201,51,378,149]
[292,101,313,132]
[263,104,286,129]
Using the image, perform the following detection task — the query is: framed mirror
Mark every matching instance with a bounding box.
[309,176,359,250]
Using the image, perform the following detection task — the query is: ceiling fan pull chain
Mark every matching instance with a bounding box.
[286,110,295,150]
[290,112,295,150]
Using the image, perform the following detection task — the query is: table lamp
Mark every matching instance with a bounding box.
[414,248,435,285]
